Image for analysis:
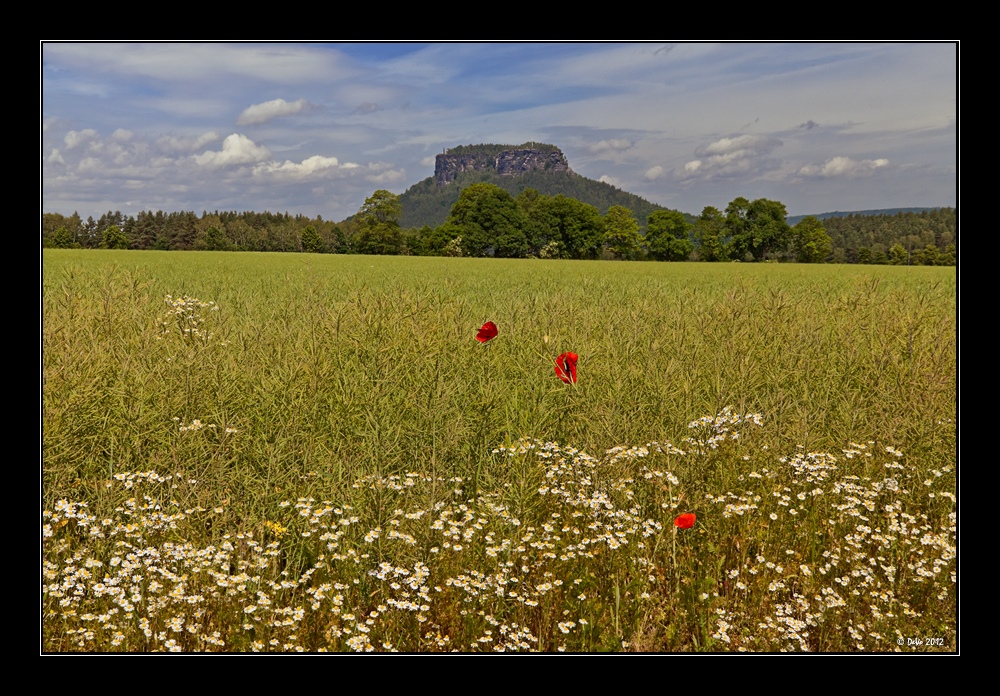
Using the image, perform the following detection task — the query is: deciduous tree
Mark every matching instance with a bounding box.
[447,183,527,258]
[693,207,727,261]
[646,210,693,261]
[101,225,129,249]
[790,216,832,263]
[356,190,404,255]
[725,197,790,261]
[603,206,641,260]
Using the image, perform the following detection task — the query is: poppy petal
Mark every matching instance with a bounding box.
[555,351,578,383]
[674,513,696,529]
[476,321,498,343]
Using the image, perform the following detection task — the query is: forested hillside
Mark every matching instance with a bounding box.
[399,170,671,230]
[821,208,956,264]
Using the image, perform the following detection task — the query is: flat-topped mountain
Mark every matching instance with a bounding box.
[400,142,667,229]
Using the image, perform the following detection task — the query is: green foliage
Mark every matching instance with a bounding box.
[52,226,77,249]
[914,244,940,266]
[359,189,403,227]
[447,183,528,258]
[531,194,604,260]
[603,206,641,260]
[693,207,728,262]
[410,223,459,256]
[889,244,908,265]
[101,225,130,250]
[400,170,666,230]
[356,222,403,255]
[300,225,324,254]
[42,196,951,268]
[790,216,832,263]
[646,210,694,261]
[203,226,233,251]
[820,208,956,263]
[356,190,404,255]
[443,235,463,257]
[725,198,790,262]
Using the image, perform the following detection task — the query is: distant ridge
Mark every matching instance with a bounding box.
[787,207,951,226]
[399,143,669,229]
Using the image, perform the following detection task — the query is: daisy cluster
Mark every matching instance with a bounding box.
[42,410,954,652]
[156,294,220,345]
[702,445,955,651]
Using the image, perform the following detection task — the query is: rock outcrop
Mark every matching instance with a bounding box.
[434,145,571,186]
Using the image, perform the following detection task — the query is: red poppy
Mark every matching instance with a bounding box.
[476,321,498,343]
[674,513,696,529]
[554,352,578,384]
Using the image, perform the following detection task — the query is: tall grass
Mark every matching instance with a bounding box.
[42,251,956,651]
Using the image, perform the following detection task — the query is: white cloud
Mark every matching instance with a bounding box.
[367,168,406,184]
[677,134,783,181]
[599,174,622,187]
[64,129,99,149]
[194,134,271,167]
[589,138,633,154]
[111,128,134,142]
[193,131,220,149]
[47,148,65,165]
[798,156,889,178]
[420,155,437,168]
[253,155,341,177]
[644,166,665,180]
[251,156,396,182]
[44,43,347,85]
[157,131,220,154]
[237,98,311,125]
[702,134,779,157]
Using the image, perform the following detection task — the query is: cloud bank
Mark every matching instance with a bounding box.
[237,98,312,125]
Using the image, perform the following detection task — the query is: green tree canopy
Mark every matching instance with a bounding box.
[101,225,129,250]
[603,206,641,260]
[300,225,324,254]
[725,197,790,261]
[52,226,76,249]
[360,189,403,227]
[790,216,832,263]
[447,183,527,258]
[646,210,694,261]
[529,194,604,259]
[693,206,727,261]
[356,190,404,255]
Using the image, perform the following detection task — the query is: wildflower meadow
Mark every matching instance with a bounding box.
[42,250,956,652]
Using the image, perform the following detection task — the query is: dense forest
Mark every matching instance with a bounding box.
[821,209,956,265]
[399,170,671,230]
[42,190,956,265]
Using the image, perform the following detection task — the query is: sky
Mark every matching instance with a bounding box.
[41,42,957,222]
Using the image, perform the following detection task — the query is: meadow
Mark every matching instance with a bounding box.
[41,250,957,652]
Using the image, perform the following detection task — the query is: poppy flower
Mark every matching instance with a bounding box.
[555,352,578,384]
[674,513,696,529]
[476,321,498,343]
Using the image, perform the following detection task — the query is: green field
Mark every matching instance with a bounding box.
[42,250,957,652]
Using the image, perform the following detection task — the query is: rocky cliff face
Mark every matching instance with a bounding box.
[435,147,571,186]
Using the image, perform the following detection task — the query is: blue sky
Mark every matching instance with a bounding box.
[42,42,957,222]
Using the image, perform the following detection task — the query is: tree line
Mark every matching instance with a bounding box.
[42,187,955,265]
